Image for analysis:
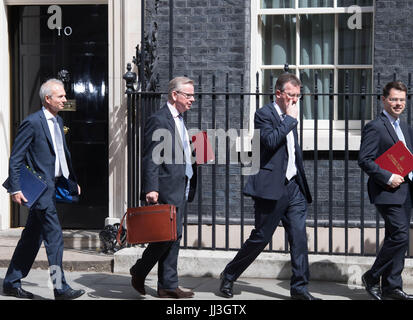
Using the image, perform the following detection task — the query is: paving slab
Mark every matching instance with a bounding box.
[0,267,371,301]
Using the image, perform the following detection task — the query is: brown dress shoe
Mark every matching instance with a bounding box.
[157,288,194,299]
[130,268,146,295]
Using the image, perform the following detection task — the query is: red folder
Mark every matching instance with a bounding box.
[375,141,413,177]
[191,131,215,164]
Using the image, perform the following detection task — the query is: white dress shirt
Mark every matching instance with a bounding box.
[167,102,192,198]
[42,106,64,178]
[274,102,297,180]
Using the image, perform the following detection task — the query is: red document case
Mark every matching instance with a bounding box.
[117,204,177,245]
[375,141,413,177]
[191,131,215,164]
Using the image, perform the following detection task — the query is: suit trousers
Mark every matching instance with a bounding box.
[367,183,413,292]
[130,198,186,290]
[223,179,310,295]
[3,204,70,294]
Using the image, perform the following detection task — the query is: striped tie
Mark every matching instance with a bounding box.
[178,114,193,179]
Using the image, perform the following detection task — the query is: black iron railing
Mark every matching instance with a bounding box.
[124,66,413,258]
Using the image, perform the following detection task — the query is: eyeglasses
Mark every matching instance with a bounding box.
[281,91,302,99]
[387,97,406,103]
[176,91,195,99]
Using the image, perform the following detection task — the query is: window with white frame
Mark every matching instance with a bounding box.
[251,0,375,149]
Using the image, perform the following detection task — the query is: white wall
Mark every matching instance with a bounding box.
[0,0,11,230]
[107,0,140,223]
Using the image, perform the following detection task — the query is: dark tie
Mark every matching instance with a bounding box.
[281,113,296,180]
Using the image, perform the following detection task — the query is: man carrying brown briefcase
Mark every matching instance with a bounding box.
[129,76,197,299]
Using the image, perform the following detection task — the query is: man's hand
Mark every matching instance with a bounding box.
[146,191,159,204]
[12,192,28,206]
[285,100,298,119]
[389,174,404,188]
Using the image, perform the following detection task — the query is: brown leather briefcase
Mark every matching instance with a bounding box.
[117,204,177,245]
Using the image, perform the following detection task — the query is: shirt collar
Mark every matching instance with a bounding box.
[273,102,284,118]
[383,109,399,125]
[167,102,181,119]
[42,106,57,121]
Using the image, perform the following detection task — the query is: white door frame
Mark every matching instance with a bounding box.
[1,0,140,229]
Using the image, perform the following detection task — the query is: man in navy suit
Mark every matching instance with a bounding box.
[359,81,413,300]
[2,79,85,300]
[219,73,320,300]
[129,77,197,299]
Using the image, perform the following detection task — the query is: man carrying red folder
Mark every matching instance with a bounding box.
[358,81,413,300]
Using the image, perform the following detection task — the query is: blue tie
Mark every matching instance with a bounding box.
[178,115,193,180]
[394,119,413,180]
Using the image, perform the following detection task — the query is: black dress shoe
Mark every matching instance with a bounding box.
[54,288,85,300]
[382,288,413,300]
[219,273,234,298]
[362,272,382,300]
[291,292,322,300]
[130,268,146,295]
[3,287,34,299]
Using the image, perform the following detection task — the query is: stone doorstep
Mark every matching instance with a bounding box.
[0,229,103,250]
[0,229,113,272]
[0,259,113,273]
[114,247,413,286]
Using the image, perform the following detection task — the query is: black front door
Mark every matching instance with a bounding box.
[9,5,109,229]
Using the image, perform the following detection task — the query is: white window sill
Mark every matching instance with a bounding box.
[300,129,361,151]
[236,128,363,152]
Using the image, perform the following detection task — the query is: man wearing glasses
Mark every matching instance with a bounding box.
[219,73,320,300]
[359,81,413,300]
[129,77,197,299]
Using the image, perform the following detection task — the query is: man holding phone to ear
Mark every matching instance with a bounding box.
[219,73,320,300]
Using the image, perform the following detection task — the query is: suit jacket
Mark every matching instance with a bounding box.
[8,109,77,210]
[141,104,197,207]
[243,102,312,203]
[358,112,413,205]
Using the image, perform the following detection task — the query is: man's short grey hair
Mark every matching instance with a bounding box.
[39,78,64,105]
[168,76,194,100]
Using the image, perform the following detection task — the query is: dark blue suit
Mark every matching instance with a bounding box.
[130,105,197,290]
[358,112,413,292]
[3,109,77,294]
[223,102,312,295]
